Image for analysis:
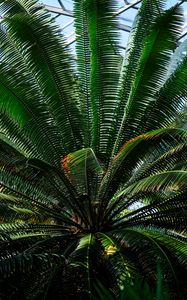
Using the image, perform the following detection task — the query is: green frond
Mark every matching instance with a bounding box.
[99,128,187,204]
[97,232,132,285]
[77,0,120,159]
[69,234,95,298]
[115,170,187,200]
[104,170,187,227]
[0,113,41,158]
[1,138,72,193]
[0,248,66,279]
[133,142,187,181]
[113,4,183,154]
[0,192,40,222]
[109,227,187,289]
[0,0,85,157]
[61,148,104,230]
[74,0,91,147]
[62,148,103,196]
[111,0,165,154]
[110,191,187,232]
[143,40,187,131]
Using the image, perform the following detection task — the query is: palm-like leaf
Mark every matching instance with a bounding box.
[0,0,187,299]
[74,0,121,160]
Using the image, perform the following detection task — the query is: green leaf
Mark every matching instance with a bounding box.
[113,4,183,154]
[81,0,120,159]
[0,0,85,159]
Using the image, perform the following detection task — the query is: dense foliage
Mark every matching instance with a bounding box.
[0,0,187,299]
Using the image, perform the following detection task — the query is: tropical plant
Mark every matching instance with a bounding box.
[0,0,187,299]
